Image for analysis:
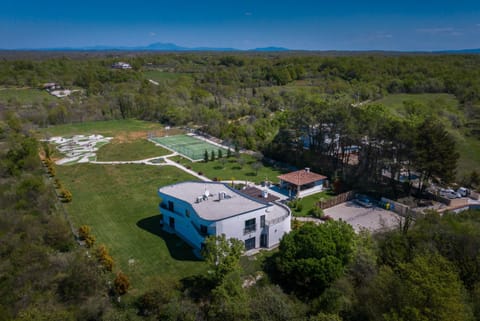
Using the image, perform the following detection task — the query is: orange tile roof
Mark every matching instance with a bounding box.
[278,169,327,186]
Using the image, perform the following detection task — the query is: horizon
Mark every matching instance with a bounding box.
[2,0,480,51]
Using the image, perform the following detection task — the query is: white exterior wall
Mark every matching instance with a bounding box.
[159,192,291,252]
[266,214,291,247]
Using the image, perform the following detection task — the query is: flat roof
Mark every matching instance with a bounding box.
[239,186,280,203]
[158,181,278,221]
[278,169,327,186]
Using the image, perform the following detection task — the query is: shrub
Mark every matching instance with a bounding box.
[308,206,324,218]
[60,189,72,202]
[78,225,91,240]
[295,203,303,212]
[114,272,130,295]
[84,234,96,248]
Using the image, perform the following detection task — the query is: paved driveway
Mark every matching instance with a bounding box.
[324,201,402,232]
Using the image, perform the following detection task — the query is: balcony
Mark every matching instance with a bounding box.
[243,224,257,235]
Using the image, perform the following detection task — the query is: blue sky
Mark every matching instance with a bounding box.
[2,0,480,50]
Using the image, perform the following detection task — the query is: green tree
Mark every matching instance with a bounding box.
[365,253,473,321]
[210,150,215,161]
[204,149,209,162]
[218,149,223,159]
[274,221,355,298]
[251,161,263,176]
[201,234,244,284]
[413,118,459,192]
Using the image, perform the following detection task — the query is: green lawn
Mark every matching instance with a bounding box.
[0,88,56,104]
[39,119,169,138]
[56,164,206,295]
[96,139,171,161]
[291,191,334,217]
[174,155,287,184]
[143,70,188,82]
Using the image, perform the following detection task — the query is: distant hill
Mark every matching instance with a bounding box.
[435,48,480,54]
[11,42,290,52]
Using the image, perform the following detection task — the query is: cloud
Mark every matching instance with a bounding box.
[244,12,252,16]
[149,32,156,37]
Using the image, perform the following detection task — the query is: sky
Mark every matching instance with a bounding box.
[2,0,480,51]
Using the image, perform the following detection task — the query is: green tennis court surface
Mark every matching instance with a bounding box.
[151,134,227,161]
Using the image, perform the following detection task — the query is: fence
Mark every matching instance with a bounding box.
[318,190,356,209]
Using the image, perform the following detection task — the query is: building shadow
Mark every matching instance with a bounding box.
[136,215,201,262]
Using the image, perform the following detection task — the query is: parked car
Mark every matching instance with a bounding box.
[439,188,461,199]
[457,187,470,197]
[354,194,373,208]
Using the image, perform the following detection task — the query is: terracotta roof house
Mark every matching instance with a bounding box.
[278,168,327,198]
[158,181,291,256]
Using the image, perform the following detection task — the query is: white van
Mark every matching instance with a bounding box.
[439,188,461,199]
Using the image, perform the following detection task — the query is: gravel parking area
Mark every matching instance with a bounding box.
[324,201,402,232]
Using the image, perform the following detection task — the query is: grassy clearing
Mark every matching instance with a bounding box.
[172,155,287,184]
[96,139,171,161]
[39,119,170,138]
[374,93,459,115]
[290,191,334,217]
[143,70,188,82]
[0,88,56,104]
[56,164,206,294]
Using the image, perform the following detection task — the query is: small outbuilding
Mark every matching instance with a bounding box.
[278,168,327,198]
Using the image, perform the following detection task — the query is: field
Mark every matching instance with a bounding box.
[374,93,459,115]
[151,134,227,161]
[96,139,171,161]
[0,87,56,104]
[57,164,206,294]
[39,119,171,138]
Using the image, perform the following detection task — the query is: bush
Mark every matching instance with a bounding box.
[78,225,91,240]
[295,203,303,212]
[114,272,130,295]
[309,206,324,218]
[60,189,72,202]
[84,234,96,248]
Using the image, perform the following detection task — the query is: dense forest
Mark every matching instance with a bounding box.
[2,52,480,320]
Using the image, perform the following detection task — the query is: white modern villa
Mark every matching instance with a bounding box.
[158,181,291,255]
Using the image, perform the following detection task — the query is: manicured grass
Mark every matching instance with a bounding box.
[96,139,171,161]
[56,164,206,294]
[39,119,170,138]
[291,191,334,217]
[143,70,188,82]
[175,155,287,184]
[0,88,56,104]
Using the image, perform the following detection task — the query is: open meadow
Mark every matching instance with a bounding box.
[57,164,206,294]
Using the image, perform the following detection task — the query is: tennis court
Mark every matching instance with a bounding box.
[151,134,227,161]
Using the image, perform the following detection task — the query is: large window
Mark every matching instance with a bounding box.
[168,201,174,211]
[244,218,256,234]
[260,215,266,228]
[245,237,256,250]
